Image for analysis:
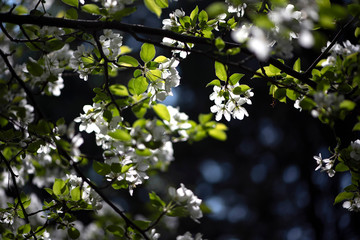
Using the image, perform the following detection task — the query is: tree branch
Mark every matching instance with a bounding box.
[0,152,38,240]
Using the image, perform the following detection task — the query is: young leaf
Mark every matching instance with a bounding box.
[93,161,111,176]
[62,0,78,8]
[334,191,354,205]
[140,43,156,63]
[206,79,221,87]
[128,76,149,95]
[293,58,301,72]
[81,4,101,15]
[53,178,66,196]
[208,129,227,141]
[109,84,129,97]
[155,0,168,8]
[198,10,208,23]
[70,186,81,201]
[68,227,80,239]
[117,55,139,67]
[144,0,162,17]
[215,37,225,51]
[215,61,227,81]
[229,73,244,85]
[153,104,170,121]
[149,191,166,208]
[233,85,250,95]
[108,129,132,141]
[27,61,44,77]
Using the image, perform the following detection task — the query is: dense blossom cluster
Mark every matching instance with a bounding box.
[321,40,360,67]
[169,184,203,222]
[232,3,316,60]
[210,84,253,121]
[148,57,181,101]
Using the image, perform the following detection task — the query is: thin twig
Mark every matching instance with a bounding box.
[304,16,357,76]
[0,152,38,240]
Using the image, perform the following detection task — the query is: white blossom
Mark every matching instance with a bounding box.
[350,140,360,161]
[169,184,203,222]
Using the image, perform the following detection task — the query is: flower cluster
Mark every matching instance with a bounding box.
[232,4,315,60]
[321,40,360,67]
[162,9,185,30]
[75,103,175,195]
[350,139,360,161]
[70,44,95,81]
[225,0,247,17]
[210,84,253,121]
[169,184,203,222]
[148,57,181,102]
[311,92,344,118]
[67,174,103,210]
[313,153,335,177]
[176,232,203,240]
[164,106,192,141]
[25,44,72,96]
[99,29,123,61]
[342,197,360,212]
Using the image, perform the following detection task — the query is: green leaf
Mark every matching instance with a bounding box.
[208,129,227,141]
[233,85,250,95]
[293,58,301,72]
[286,89,299,101]
[128,76,149,95]
[149,191,166,208]
[153,104,170,121]
[198,10,208,23]
[334,191,354,205]
[62,0,78,8]
[335,162,349,172]
[117,55,139,67]
[229,73,244,86]
[269,64,281,74]
[155,0,168,8]
[112,7,137,20]
[274,88,286,101]
[18,224,31,235]
[81,4,101,15]
[190,6,199,24]
[299,97,316,111]
[144,0,162,17]
[355,27,360,38]
[106,225,124,237]
[68,227,80,239]
[215,61,227,81]
[27,60,44,76]
[53,178,66,196]
[109,84,129,97]
[65,8,78,19]
[206,79,221,87]
[215,37,225,51]
[108,129,132,141]
[47,39,65,51]
[353,122,360,131]
[70,186,81,201]
[93,161,111,176]
[140,43,156,63]
[340,100,356,111]
[198,113,212,124]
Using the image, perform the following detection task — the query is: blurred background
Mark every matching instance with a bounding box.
[34,0,360,239]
